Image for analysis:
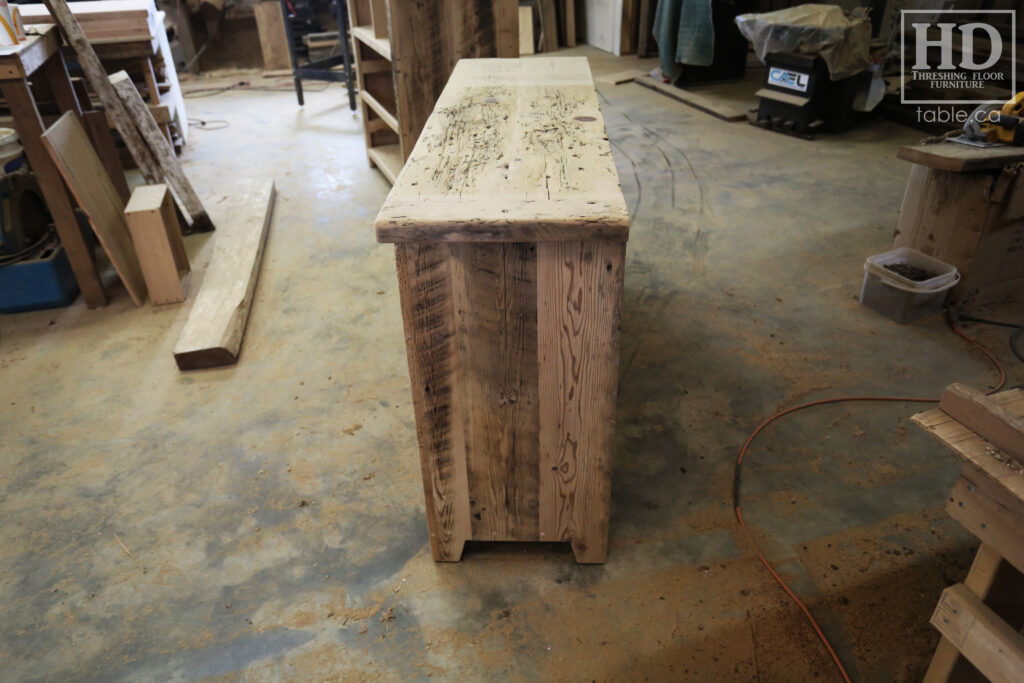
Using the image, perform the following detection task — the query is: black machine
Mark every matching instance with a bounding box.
[279,0,356,111]
[753,52,863,135]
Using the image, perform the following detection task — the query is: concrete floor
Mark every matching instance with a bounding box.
[1,47,1021,681]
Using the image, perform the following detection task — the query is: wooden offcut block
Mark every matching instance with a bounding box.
[125,184,189,304]
[376,58,629,564]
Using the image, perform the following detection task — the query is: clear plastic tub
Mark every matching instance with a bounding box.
[860,247,959,323]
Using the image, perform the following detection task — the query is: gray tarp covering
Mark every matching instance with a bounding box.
[735,4,871,80]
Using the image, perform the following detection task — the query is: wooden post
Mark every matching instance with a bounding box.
[39,0,212,232]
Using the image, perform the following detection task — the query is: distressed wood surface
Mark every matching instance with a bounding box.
[537,240,625,563]
[109,70,211,232]
[451,242,540,541]
[376,58,628,243]
[395,243,472,561]
[390,0,517,160]
[173,181,275,369]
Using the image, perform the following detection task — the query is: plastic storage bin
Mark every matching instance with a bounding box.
[860,247,959,323]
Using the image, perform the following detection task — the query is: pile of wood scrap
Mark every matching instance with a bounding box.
[11,0,189,148]
[37,0,276,370]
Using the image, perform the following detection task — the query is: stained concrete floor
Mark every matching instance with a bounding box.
[1,47,1022,682]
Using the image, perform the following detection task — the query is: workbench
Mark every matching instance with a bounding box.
[0,25,106,307]
[376,57,629,564]
[895,142,1024,307]
[913,389,1024,682]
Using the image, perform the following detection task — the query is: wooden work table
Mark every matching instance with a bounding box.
[0,25,106,307]
[895,141,1024,306]
[376,57,629,563]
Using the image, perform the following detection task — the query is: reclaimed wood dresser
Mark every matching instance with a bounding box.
[375,57,629,563]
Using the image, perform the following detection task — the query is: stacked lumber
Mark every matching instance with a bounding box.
[19,0,159,43]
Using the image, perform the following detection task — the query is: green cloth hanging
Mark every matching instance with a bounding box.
[653,0,715,81]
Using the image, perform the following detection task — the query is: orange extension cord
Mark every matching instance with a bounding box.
[733,323,1008,682]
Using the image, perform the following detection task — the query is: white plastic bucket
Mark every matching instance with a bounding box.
[864,247,958,291]
[860,247,959,323]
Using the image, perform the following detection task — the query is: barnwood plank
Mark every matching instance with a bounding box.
[931,583,1024,683]
[620,0,637,55]
[537,240,625,563]
[253,1,291,71]
[375,58,629,243]
[941,383,1024,465]
[173,181,275,370]
[635,75,750,121]
[125,184,188,304]
[450,242,540,541]
[394,243,472,561]
[595,69,644,85]
[562,0,576,47]
[109,70,210,232]
[41,111,146,305]
[536,0,557,52]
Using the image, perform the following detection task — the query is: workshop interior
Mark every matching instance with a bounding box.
[1,0,1023,680]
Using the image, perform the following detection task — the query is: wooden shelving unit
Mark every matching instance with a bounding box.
[347,0,518,184]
